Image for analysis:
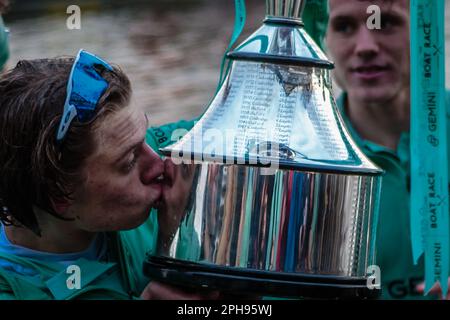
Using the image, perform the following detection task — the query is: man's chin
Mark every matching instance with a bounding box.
[351,87,398,105]
[119,207,154,231]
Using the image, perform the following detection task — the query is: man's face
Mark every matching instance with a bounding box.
[326,0,410,104]
[68,107,165,232]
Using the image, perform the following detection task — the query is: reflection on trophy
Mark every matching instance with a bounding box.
[144,0,383,299]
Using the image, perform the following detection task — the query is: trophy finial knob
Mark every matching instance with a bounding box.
[266,0,307,21]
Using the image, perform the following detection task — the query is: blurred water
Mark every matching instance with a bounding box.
[3,0,450,126]
[5,0,265,125]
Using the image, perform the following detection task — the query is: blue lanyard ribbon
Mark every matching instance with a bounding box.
[410,0,449,298]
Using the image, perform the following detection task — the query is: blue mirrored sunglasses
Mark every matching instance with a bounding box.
[56,49,113,142]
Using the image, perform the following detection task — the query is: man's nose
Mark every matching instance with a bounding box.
[354,26,380,59]
[140,143,164,184]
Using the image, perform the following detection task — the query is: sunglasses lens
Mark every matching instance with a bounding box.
[57,50,113,142]
[68,51,112,122]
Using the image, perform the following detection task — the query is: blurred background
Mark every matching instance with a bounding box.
[2,0,450,126]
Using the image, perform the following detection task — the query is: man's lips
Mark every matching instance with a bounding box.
[147,160,165,184]
[350,64,391,80]
[149,176,164,209]
[149,161,174,209]
[147,165,165,205]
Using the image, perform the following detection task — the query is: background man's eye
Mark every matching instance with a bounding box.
[333,21,356,35]
[380,19,393,30]
[379,16,402,32]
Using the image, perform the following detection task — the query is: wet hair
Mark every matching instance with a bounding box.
[0,57,131,235]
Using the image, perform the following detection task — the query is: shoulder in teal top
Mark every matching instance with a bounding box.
[0,214,159,300]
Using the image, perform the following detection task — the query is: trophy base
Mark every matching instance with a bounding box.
[144,256,380,299]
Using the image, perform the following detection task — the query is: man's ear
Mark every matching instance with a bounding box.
[49,197,72,216]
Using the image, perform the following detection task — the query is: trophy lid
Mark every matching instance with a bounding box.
[228,0,333,69]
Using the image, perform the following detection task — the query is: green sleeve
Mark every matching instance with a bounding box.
[0,16,9,70]
[302,0,329,50]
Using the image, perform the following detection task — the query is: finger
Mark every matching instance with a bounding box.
[416,282,425,293]
[416,282,441,295]
[144,282,194,300]
[142,282,216,300]
[207,291,221,300]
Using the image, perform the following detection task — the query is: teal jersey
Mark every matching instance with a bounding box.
[302,0,328,50]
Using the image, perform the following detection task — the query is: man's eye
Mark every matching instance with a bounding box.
[125,155,138,172]
[123,147,141,173]
[379,16,402,32]
[380,19,393,30]
[332,20,356,35]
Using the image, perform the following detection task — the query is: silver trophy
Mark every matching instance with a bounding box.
[145,0,383,298]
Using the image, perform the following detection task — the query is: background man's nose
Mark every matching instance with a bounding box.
[140,143,164,184]
[354,27,380,59]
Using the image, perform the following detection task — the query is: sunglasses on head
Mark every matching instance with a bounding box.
[56,49,113,142]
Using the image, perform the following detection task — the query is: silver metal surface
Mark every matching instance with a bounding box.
[164,59,379,175]
[229,16,333,68]
[266,0,307,20]
[158,163,381,277]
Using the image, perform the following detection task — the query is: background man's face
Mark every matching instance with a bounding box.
[326,0,410,104]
